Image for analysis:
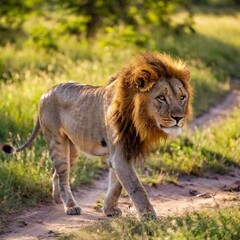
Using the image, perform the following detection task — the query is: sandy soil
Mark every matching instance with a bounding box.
[1,88,240,240]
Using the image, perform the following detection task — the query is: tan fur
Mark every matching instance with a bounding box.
[2,51,192,220]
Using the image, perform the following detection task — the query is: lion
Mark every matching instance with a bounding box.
[1,51,192,220]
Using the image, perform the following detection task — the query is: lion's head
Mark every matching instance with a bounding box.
[109,51,192,161]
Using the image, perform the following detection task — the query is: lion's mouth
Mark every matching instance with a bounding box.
[160,124,180,129]
[160,124,182,136]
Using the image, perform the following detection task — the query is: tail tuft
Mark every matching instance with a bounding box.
[2,144,15,154]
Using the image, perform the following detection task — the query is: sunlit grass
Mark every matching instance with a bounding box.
[0,141,51,213]
[195,13,240,48]
[155,13,240,80]
[62,206,240,240]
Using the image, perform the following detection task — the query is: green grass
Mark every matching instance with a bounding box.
[60,206,240,240]
[1,9,240,215]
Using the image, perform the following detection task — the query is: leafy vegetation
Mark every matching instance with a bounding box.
[0,1,240,217]
[0,0,193,41]
[60,206,240,240]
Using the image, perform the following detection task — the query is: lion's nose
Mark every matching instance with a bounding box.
[171,115,183,124]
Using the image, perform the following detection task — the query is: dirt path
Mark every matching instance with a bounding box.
[190,89,240,130]
[2,88,240,240]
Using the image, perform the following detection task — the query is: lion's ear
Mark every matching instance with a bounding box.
[135,77,146,89]
[133,70,155,92]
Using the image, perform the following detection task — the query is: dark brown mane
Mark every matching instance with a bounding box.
[109,51,192,161]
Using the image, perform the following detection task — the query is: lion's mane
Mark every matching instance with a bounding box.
[109,51,192,161]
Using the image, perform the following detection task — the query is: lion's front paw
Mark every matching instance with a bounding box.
[65,206,82,215]
[103,207,122,217]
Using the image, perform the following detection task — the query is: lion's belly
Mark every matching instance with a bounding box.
[63,125,109,157]
[81,144,108,158]
[76,139,109,157]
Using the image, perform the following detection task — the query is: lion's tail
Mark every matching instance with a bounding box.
[1,117,41,154]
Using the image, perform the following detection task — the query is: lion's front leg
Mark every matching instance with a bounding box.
[103,168,123,217]
[111,148,157,221]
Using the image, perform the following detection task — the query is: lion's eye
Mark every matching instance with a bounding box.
[180,95,186,101]
[157,95,166,102]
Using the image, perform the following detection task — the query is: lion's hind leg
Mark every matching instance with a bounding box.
[52,142,80,205]
[69,142,80,168]
[52,168,62,204]
[103,168,123,217]
[46,132,81,215]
